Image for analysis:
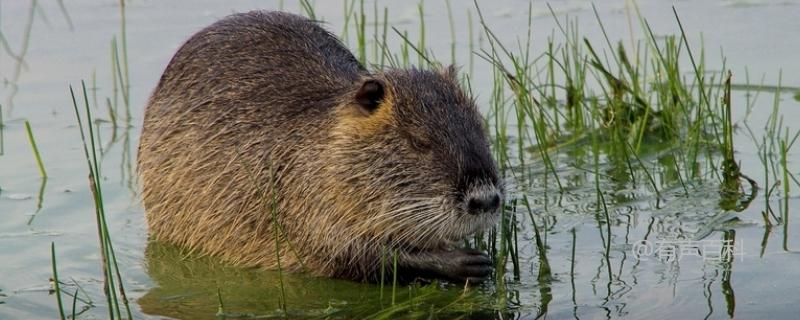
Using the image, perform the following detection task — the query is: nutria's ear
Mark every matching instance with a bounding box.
[354,78,386,113]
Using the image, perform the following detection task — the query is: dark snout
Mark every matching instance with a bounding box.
[466,186,502,215]
[455,131,503,216]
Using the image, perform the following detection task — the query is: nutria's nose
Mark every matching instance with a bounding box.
[467,191,501,215]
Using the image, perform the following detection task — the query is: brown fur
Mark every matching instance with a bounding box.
[138,11,502,282]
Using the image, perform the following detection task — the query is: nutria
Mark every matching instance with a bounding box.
[138,11,503,283]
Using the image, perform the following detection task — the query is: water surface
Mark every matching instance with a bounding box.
[1,0,799,319]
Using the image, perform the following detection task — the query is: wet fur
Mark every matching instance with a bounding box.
[138,11,501,282]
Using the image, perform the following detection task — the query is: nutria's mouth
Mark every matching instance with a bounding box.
[372,188,502,251]
[457,207,501,236]
[412,211,500,251]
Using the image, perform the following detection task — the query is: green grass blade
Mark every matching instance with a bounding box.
[24,120,47,178]
[51,242,66,320]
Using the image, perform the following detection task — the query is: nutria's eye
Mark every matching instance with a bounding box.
[354,78,385,113]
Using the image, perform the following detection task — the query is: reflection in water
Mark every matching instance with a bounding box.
[95,113,137,196]
[139,242,512,319]
[24,119,49,224]
[720,230,736,318]
[1,103,3,155]
[54,0,74,31]
[5,0,37,111]
[25,176,46,225]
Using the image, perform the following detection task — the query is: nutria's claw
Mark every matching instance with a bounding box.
[442,249,494,283]
[403,248,493,284]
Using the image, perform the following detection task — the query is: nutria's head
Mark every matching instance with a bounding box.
[328,67,503,251]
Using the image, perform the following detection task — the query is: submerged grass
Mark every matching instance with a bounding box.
[256,0,786,317]
[325,0,793,316]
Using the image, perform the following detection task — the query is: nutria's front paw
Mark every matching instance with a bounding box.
[403,248,493,284]
[438,248,493,283]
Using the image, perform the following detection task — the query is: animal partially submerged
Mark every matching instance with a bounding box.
[138,11,503,283]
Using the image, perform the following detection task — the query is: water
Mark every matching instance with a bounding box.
[1,0,799,319]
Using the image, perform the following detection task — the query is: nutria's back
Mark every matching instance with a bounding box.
[139,11,503,283]
[146,11,363,130]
